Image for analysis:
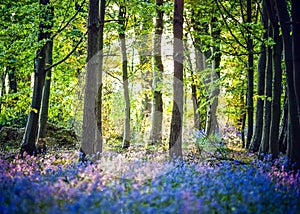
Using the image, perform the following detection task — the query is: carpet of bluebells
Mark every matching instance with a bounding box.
[1,149,300,214]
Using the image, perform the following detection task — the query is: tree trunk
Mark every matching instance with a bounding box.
[205,17,221,136]
[274,0,300,169]
[241,104,246,147]
[118,5,130,149]
[7,66,17,94]
[95,0,106,153]
[81,0,101,156]
[37,39,53,153]
[269,6,282,157]
[150,0,164,145]
[169,0,184,159]
[291,0,300,169]
[193,46,206,130]
[0,73,5,113]
[185,41,200,130]
[279,96,288,153]
[260,23,273,154]
[250,0,267,152]
[21,0,51,156]
[246,0,254,148]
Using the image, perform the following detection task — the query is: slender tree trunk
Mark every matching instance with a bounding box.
[269,8,282,157]
[95,0,106,153]
[246,0,254,148]
[193,46,206,130]
[205,17,221,136]
[274,0,300,169]
[279,96,288,153]
[21,0,51,156]
[241,104,246,147]
[260,23,273,154]
[7,66,17,94]
[150,0,164,145]
[37,4,54,153]
[191,11,210,130]
[136,26,152,123]
[185,42,200,130]
[81,0,101,156]
[0,73,5,113]
[118,5,130,148]
[291,0,300,169]
[169,0,184,158]
[250,0,267,152]
[37,39,53,153]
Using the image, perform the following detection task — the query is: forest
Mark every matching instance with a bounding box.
[0,0,300,213]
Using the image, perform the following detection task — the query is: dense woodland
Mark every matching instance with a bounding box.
[1,0,300,213]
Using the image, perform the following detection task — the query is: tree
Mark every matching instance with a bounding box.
[269,2,282,157]
[260,21,273,154]
[118,4,130,149]
[150,0,164,145]
[250,0,267,152]
[81,0,102,156]
[205,16,221,136]
[245,0,254,148]
[37,39,53,153]
[290,0,300,169]
[21,0,52,155]
[169,0,184,158]
[95,0,106,152]
[274,0,300,169]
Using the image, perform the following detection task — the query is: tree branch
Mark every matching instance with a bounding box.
[216,0,264,43]
[45,30,87,72]
[105,70,122,83]
[51,0,87,41]
[35,0,87,60]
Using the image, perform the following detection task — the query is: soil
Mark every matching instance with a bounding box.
[0,123,78,151]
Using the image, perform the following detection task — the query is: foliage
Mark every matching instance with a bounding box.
[195,129,230,159]
[0,150,299,213]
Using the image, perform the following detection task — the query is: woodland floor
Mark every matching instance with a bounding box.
[0,134,300,213]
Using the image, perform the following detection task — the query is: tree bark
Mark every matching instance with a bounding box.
[118,5,130,149]
[274,0,300,169]
[269,5,282,157]
[169,0,184,159]
[260,23,273,154]
[291,0,300,169]
[246,0,254,148]
[37,39,53,153]
[205,17,221,136]
[21,0,51,156]
[81,0,101,156]
[150,0,164,145]
[7,66,17,94]
[185,41,200,130]
[250,0,267,152]
[95,0,106,153]
[278,95,288,153]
